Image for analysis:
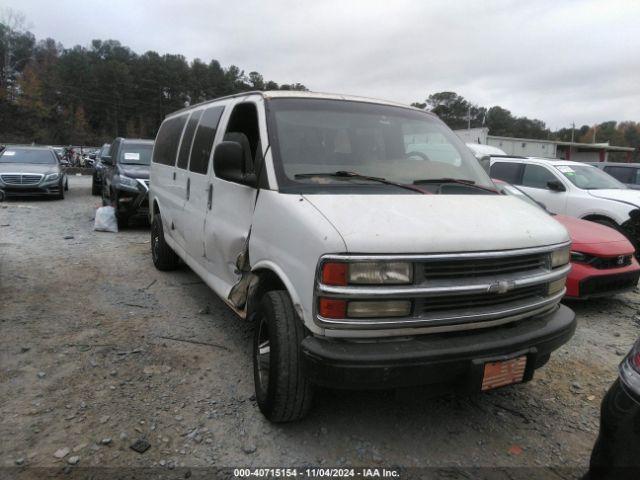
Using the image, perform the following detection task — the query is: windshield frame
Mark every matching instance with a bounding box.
[265,98,495,194]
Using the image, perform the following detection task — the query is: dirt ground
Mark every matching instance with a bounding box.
[1,176,639,477]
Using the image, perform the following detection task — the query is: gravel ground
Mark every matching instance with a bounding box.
[1,176,639,477]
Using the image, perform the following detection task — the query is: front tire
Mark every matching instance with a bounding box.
[91,175,99,195]
[253,290,313,422]
[151,214,180,270]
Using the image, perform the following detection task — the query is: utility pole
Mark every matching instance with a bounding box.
[593,124,597,143]
[570,122,575,143]
[467,106,471,130]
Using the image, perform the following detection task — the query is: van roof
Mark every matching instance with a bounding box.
[168,90,431,117]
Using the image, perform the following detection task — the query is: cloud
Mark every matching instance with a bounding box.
[4,0,639,129]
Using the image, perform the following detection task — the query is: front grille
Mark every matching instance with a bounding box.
[423,253,547,279]
[589,255,633,269]
[579,271,640,297]
[420,285,546,314]
[1,173,43,185]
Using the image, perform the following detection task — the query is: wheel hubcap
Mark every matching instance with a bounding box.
[256,317,270,395]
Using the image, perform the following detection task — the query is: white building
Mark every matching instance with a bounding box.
[455,127,635,162]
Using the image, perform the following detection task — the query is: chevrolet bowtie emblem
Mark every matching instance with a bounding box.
[487,280,516,294]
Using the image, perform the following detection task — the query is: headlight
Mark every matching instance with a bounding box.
[45,173,60,181]
[619,338,640,398]
[118,175,139,190]
[551,246,570,268]
[570,251,588,263]
[321,261,413,285]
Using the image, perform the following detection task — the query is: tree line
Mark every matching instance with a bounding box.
[0,15,306,146]
[1,13,638,156]
[412,92,640,155]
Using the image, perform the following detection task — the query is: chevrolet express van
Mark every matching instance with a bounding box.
[149,91,576,422]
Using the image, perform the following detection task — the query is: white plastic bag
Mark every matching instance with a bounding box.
[94,206,118,233]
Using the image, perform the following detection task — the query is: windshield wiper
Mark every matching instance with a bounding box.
[413,177,497,193]
[295,171,427,194]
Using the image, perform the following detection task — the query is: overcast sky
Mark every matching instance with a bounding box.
[4,0,639,129]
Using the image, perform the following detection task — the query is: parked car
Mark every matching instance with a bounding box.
[494,180,640,299]
[149,91,576,422]
[466,143,506,171]
[0,146,68,199]
[588,162,640,191]
[101,138,153,228]
[91,143,111,195]
[489,157,640,253]
[587,337,640,479]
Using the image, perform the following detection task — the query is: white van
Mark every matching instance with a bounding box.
[149,91,575,422]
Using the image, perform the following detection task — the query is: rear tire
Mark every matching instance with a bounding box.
[253,290,313,422]
[151,214,180,270]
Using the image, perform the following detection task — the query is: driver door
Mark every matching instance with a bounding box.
[516,163,568,214]
[202,99,264,295]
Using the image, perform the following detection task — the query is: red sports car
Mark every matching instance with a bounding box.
[494,180,640,299]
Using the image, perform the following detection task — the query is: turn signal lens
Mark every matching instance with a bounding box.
[551,247,571,268]
[346,300,412,318]
[548,278,566,295]
[318,298,346,319]
[321,262,348,286]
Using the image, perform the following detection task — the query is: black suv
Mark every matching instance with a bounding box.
[101,138,154,228]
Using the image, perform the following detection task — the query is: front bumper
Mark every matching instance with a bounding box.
[115,186,149,218]
[301,303,575,390]
[0,183,61,197]
[565,261,640,299]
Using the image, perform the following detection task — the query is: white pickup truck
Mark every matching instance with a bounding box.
[149,91,575,422]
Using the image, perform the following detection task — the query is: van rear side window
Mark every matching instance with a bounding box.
[189,106,225,174]
[177,110,203,169]
[153,115,188,166]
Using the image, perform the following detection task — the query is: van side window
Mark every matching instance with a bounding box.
[177,110,203,169]
[153,115,187,166]
[490,162,523,184]
[521,164,558,189]
[223,103,260,176]
[189,106,225,174]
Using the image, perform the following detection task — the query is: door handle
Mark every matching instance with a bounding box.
[172,171,176,180]
[207,184,213,210]
[186,178,190,200]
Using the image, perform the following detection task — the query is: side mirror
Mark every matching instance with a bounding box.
[101,155,112,165]
[547,180,566,192]
[214,141,257,188]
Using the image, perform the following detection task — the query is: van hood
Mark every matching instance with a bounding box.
[119,164,149,179]
[587,189,640,207]
[302,194,570,253]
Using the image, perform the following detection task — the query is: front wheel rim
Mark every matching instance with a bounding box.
[255,316,271,396]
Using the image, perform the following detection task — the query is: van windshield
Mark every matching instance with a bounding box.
[267,98,494,193]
